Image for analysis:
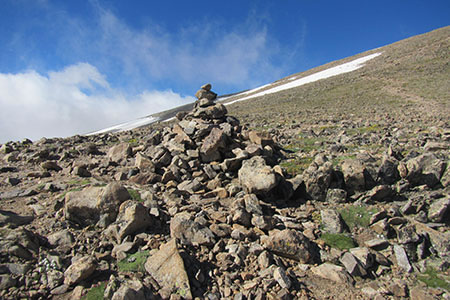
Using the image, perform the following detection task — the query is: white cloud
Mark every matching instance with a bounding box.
[0,63,193,142]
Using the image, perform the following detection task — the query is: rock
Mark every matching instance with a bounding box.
[0,274,17,290]
[249,131,273,147]
[72,166,91,177]
[111,280,147,300]
[193,103,227,120]
[366,185,395,201]
[349,247,374,270]
[302,155,334,200]
[320,209,344,233]
[0,228,40,260]
[397,225,420,244]
[200,128,225,162]
[342,158,373,193]
[109,200,153,242]
[5,177,20,186]
[239,156,278,195]
[107,143,132,163]
[427,196,449,223]
[47,229,74,249]
[377,155,400,185]
[41,161,62,171]
[144,239,192,299]
[244,194,263,215]
[64,256,97,286]
[64,182,130,227]
[311,263,353,284]
[263,229,316,263]
[135,152,155,171]
[195,87,217,101]
[393,244,412,273]
[405,153,446,187]
[170,212,215,245]
[273,267,291,289]
[340,252,367,277]
[0,210,34,227]
[326,188,347,203]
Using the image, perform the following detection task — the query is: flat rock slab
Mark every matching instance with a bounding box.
[145,239,192,299]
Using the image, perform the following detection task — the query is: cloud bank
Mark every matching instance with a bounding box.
[0,63,193,142]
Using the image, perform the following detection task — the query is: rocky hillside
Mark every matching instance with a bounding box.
[0,27,449,299]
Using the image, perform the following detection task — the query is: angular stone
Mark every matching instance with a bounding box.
[111,279,147,300]
[64,256,97,286]
[349,247,374,270]
[321,209,344,233]
[47,229,74,249]
[393,244,412,273]
[340,252,367,277]
[248,131,273,147]
[0,210,33,227]
[405,153,446,187]
[244,194,263,215]
[239,156,278,195]
[109,200,153,242]
[145,239,192,299]
[377,156,400,185]
[200,127,225,162]
[170,212,215,245]
[107,143,132,163]
[311,263,353,284]
[273,267,291,289]
[135,152,155,171]
[41,161,62,171]
[428,196,449,223]
[342,159,372,193]
[263,229,315,263]
[302,156,334,201]
[326,188,347,203]
[64,182,130,227]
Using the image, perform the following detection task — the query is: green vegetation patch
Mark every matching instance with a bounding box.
[280,157,313,176]
[338,205,378,229]
[82,282,106,300]
[320,232,356,250]
[418,268,450,291]
[127,188,143,202]
[117,251,150,273]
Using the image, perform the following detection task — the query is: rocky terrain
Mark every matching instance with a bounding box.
[0,27,449,300]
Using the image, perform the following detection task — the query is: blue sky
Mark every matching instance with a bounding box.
[0,0,448,142]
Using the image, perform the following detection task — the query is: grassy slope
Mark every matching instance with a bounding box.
[227,26,450,129]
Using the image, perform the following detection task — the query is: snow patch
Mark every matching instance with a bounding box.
[225,52,382,106]
[87,115,159,135]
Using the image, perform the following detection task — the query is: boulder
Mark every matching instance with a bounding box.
[427,196,449,223]
[170,212,215,245]
[238,156,278,195]
[64,182,130,227]
[404,153,446,187]
[64,256,97,286]
[311,263,353,284]
[321,209,344,233]
[108,200,153,242]
[107,143,132,163]
[263,229,316,263]
[145,239,192,299]
[134,152,155,171]
[302,155,334,201]
[200,127,226,162]
[342,158,373,194]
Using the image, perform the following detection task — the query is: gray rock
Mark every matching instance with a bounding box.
[342,158,372,193]
[64,256,97,286]
[340,252,367,277]
[311,263,353,284]
[47,229,74,249]
[0,228,40,260]
[428,196,449,223]
[397,225,420,244]
[111,279,147,300]
[239,156,278,195]
[109,200,153,242]
[405,153,446,187]
[0,274,17,290]
[302,155,333,201]
[64,182,130,227]
[107,143,132,163]
[0,210,33,227]
[200,128,225,162]
[244,194,263,215]
[321,209,344,233]
[263,229,315,263]
[41,161,62,171]
[144,239,192,299]
[72,166,91,177]
[170,212,215,245]
[326,188,347,203]
[393,244,412,273]
[349,247,374,270]
[273,267,291,289]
